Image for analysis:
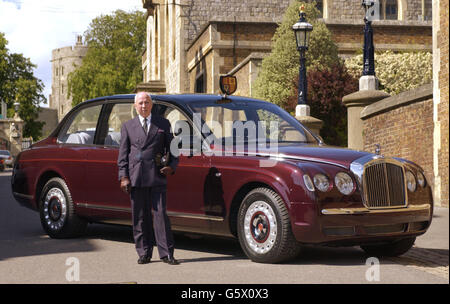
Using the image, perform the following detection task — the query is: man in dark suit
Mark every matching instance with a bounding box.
[118,92,180,265]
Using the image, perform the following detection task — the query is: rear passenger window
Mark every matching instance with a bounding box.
[57,105,102,144]
[104,103,136,146]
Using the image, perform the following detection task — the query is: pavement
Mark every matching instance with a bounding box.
[0,168,448,285]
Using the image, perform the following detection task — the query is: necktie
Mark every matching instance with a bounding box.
[143,118,148,134]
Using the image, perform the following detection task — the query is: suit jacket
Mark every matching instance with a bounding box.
[117,114,179,190]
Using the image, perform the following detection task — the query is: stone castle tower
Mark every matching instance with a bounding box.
[49,36,88,121]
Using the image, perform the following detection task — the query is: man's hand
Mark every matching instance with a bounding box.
[160,166,174,176]
[120,177,131,194]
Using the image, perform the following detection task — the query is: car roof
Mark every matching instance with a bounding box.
[81,93,268,106]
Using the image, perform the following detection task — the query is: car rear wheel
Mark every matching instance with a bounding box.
[237,187,301,263]
[360,237,416,257]
[39,177,87,238]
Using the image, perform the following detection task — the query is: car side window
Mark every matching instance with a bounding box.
[160,104,201,151]
[104,103,136,147]
[57,105,102,145]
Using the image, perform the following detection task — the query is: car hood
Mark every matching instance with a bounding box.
[273,145,372,168]
[220,144,373,169]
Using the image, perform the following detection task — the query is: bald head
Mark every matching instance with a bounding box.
[134,92,153,118]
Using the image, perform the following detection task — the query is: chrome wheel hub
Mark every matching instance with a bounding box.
[244,201,277,254]
[43,188,67,231]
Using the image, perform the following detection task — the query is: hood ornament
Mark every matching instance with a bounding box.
[375,144,381,155]
[374,144,384,158]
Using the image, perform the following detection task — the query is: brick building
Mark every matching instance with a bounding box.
[139,0,433,95]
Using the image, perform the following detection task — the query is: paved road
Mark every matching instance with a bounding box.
[0,169,448,284]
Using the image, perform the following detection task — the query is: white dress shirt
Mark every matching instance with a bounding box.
[138,114,151,133]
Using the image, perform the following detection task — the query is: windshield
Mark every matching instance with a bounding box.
[188,99,318,146]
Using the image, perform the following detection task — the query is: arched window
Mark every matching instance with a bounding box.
[385,0,398,19]
[380,0,399,20]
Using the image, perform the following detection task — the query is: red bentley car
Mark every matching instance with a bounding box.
[11,93,433,263]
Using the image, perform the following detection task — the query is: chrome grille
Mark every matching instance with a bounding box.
[363,162,406,209]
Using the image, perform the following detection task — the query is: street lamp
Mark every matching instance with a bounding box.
[292,6,313,105]
[362,0,376,76]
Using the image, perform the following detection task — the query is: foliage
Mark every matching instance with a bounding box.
[344,50,433,95]
[68,10,146,106]
[252,1,340,109]
[0,32,46,140]
[288,63,358,146]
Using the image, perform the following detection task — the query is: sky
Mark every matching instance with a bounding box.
[0,0,143,107]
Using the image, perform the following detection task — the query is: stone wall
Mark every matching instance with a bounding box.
[186,22,275,94]
[37,107,58,138]
[327,0,432,21]
[327,21,432,56]
[229,53,266,97]
[432,0,449,207]
[180,0,291,46]
[360,84,444,206]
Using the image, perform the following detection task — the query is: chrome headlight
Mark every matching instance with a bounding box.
[303,174,315,192]
[313,174,330,192]
[334,172,354,195]
[417,171,426,188]
[406,171,417,192]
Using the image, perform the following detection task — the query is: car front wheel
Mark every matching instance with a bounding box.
[39,177,87,238]
[237,187,301,263]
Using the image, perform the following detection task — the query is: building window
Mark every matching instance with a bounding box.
[385,0,398,20]
[195,74,205,93]
[380,0,399,20]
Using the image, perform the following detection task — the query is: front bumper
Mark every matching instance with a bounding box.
[290,202,432,245]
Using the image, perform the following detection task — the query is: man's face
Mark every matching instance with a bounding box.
[134,93,153,118]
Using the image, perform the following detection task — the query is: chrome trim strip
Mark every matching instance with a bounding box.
[13,192,33,200]
[167,211,224,222]
[78,203,224,221]
[78,203,131,212]
[321,204,430,215]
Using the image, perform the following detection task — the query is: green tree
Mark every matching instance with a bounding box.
[252,1,339,108]
[0,32,46,140]
[68,10,146,106]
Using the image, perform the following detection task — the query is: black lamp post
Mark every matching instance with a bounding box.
[292,6,313,105]
[362,0,376,76]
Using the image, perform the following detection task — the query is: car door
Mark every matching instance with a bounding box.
[156,102,214,229]
[55,103,103,210]
[83,100,135,223]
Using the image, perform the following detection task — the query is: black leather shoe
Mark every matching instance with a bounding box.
[162,256,180,265]
[137,256,151,264]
